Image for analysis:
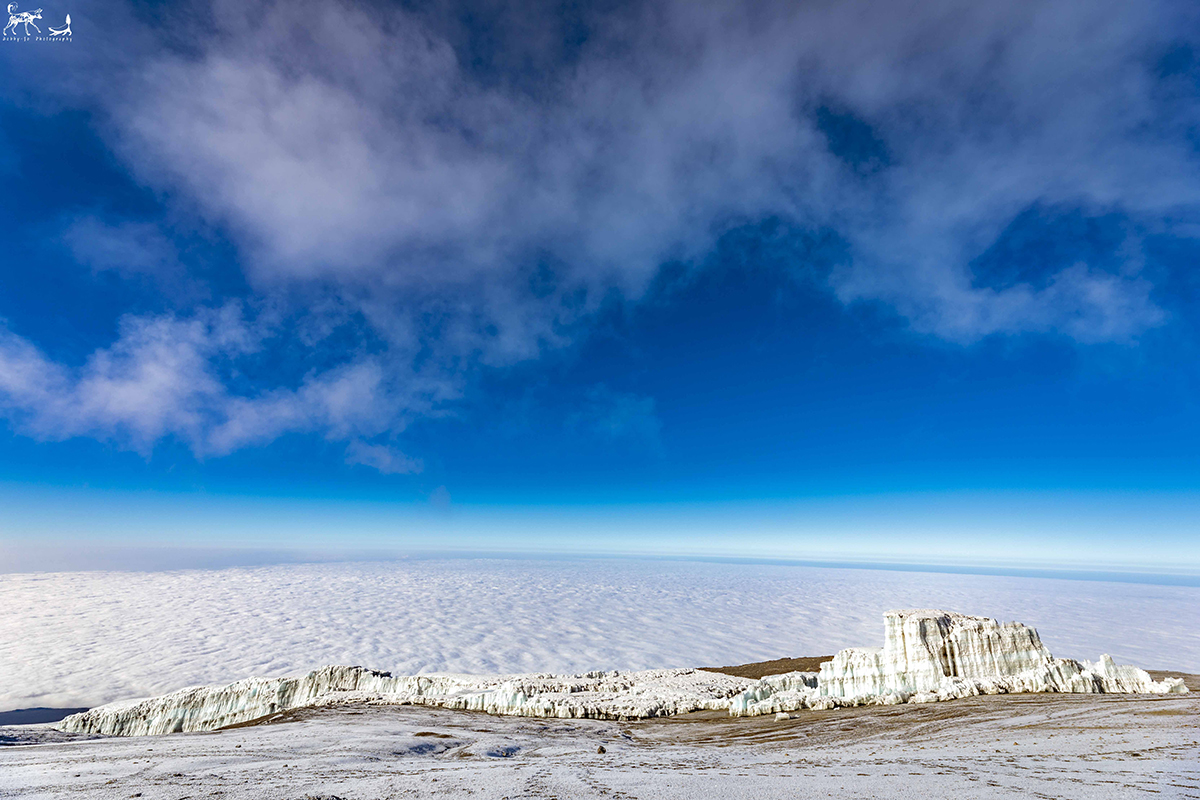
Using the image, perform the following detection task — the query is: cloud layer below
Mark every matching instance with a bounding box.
[1,558,1196,709]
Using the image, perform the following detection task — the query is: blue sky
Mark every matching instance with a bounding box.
[2,0,1200,571]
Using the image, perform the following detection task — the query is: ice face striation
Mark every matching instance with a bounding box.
[54,667,755,736]
[729,609,1188,716]
[56,609,1187,735]
[819,609,1056,697]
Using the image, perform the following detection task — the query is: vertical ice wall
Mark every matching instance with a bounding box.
[820,610,1058,697]
[734,609,1188,715]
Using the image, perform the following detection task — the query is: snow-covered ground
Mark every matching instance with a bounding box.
[2,692,1196,799]
[3,558,1198,710]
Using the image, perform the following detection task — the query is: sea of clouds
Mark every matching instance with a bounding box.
[2,558,1197,710]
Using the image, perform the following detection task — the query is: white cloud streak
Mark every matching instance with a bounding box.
[3,0,1198,463]
[63,217,178,278]
[0,306,437,462]
[105,0,1195,329]
[344,439,424,475]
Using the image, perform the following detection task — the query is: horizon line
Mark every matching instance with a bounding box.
[3,544,1197,587]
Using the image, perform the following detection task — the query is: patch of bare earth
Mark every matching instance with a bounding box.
[699,655,833,679]
[1149,670,1200,692]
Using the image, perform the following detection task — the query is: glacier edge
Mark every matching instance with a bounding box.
[55,609,1187,736]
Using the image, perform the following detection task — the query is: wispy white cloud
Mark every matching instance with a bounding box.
[102,0,1192,340]
[834,262,1167,343]
[63,217,178,277]
[344,439,424,475]
[0,308,241,452]
[0,306,452,461]
[3,0,1197,463]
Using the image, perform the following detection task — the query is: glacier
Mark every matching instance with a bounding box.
[53,667,753,736]
[728,609,1187,716]
[56,609,1187,736]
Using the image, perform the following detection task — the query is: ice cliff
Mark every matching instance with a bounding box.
[728,609,1187,716]
[56,609,1187,736]
[54,667,751,736]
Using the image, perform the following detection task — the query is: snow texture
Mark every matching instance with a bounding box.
[55,609,1186,736]
[3,559,1198,711]
[8,694,1199,800]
